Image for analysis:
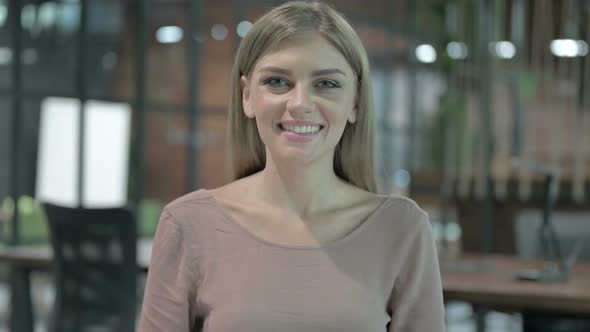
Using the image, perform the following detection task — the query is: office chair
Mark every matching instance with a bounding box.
[43,203,137,332]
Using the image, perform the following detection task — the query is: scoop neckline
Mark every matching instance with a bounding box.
[198,188,392,250]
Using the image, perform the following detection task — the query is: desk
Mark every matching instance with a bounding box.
[0,239,152,332]
[441,254,590,315]
[0,239,153,271]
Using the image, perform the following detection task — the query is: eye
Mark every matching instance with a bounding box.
[262,77,290,88]
[315,79,340,89]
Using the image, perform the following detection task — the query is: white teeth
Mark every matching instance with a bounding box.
[282,125,321,134]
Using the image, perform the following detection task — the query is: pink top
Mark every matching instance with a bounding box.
[138,189,445,332]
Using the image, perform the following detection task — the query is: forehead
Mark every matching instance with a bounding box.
[252,33,354,76]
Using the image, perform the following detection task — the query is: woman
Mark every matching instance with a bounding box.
[139,2,445,331]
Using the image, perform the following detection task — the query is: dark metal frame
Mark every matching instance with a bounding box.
[479,0,495,254]
[76,0,88,206]
[131,0,147,217]
[9,0,23,246]
[186,0,202,192]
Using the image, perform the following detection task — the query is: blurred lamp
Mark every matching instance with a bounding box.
[415,44,437,63]
[156,26,183,44]
[39,2,57,29]
[550,39,588,57]
[393,169,411,188]
[491,41,516,59]
[21,4,36,31]
[446,41,468,60]
[211,23,228,41]
[0,3,7,28]
[236,21,252,38]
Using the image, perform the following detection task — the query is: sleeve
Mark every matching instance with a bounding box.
[388,210,445,332]
[138,208,200,332]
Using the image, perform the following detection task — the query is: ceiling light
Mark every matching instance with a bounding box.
[550,39,587,57]
[415,44,437,63]
[446,41,468,60]
[156,26,183,44]
[211,24,228,41]
[236,21,252,38]
[492,41,516,59]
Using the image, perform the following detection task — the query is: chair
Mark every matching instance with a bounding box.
[43,203,137,332]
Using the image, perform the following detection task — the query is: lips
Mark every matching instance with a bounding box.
[277,120,326,132]
[278,123,324,134]
[276,121,325,142]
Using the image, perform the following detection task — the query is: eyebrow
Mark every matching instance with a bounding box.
[258,66,348,77]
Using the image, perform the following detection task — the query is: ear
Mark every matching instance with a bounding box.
[241,75,255,119]
[348,101,358,124]
[347,110,357,124]
[348,88,359,123]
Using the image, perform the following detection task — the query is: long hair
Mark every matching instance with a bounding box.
[228,1,377,193]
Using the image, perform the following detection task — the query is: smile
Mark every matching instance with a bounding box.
[278,123,324,134]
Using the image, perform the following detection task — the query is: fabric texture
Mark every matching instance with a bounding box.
[139,189,445,332]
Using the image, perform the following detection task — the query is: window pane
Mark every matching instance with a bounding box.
[21,1,80,96]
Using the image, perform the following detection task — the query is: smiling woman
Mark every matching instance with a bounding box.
[229,3,374,188]
[138,2,445,332]
[240,34,357,167]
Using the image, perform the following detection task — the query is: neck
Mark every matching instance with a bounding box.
[253,151,349,219]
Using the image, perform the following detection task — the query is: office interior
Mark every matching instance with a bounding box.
[0,0,589,331]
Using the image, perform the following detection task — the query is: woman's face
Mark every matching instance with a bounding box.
[241,33,357,166]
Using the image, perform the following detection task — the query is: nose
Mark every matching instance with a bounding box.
[286,84,314,115]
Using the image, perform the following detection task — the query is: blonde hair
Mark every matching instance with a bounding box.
[228,1,377,193]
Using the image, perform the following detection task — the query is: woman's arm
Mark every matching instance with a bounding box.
[388,210,445,332]
[138,208,199,331]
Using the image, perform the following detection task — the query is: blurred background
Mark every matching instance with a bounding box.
[0,0,589,331]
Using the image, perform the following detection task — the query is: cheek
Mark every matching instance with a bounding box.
[252,92,285,116]
[320,99,354,140]
[253,117,274,148]
[321,99,354,124]
[253,98,282,143]
[256,96,283,124]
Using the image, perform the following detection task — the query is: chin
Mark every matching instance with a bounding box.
[278,148,334,168]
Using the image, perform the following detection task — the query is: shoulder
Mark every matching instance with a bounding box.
[159,189,219,232]
[166,189,215,210]
[375,196,438,270]
[378,194,431,234]
[385,195,429,219]
[150,192,213,285]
